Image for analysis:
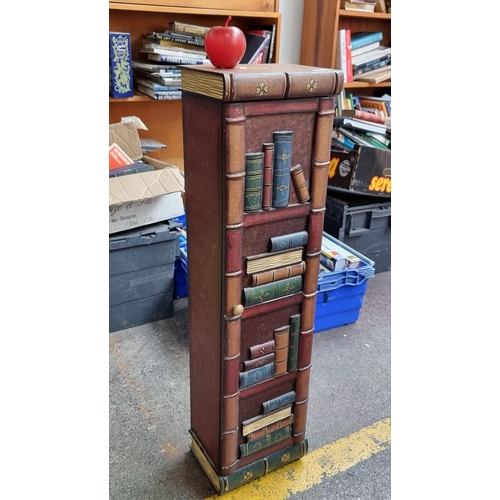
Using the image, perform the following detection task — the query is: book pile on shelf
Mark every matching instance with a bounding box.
[132,20,277,100]
[341,0,378,12]
[332,94,391,151]
[335,29,391,84]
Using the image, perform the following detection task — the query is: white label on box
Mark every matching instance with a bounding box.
[109,192,184,234]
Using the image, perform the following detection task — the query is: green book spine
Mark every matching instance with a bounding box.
[262,390,296,414]
[239,362,274,389]
[243,275,302,307]
[219,439,309,494]
[272,130,293,208]
[239,425,292,458]
[287,313,301,372]
[244,152,264,212]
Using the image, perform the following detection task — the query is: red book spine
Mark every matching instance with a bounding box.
[262,142,274,210]
[345,29,353,83]
[352,109,386,124]
[221,102,246,474]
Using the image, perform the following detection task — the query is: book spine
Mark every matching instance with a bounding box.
[294,97,335,444]
[273,325,290,376]
[169,21,210,37]
[244,152,264,212]
[243,352,275,371]
[146,30,205,46]
[147,53,207,65]
[287,314,301,372]
[353,57,391,76]
[346,110,386,125]
[239,363,274,389]
[344,29,353,83]
[270,231,308,253]
[109,32,134,98]
[251,261,306,287]
[352,54,391,72]
[249,340,275,359]
[220,440,308,493]
[246,248,303,275]
[262,143,274,211]
[220,103,246,475]
[290,164,311,203]
[243,276,302,307]
[246,415,294,442]
[350,31,383,50]
[136,79,180,92]
[239,425,292,458]
[272,131,293,208]
[262,390,296,414]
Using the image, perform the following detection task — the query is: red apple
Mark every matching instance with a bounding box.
[204,16,247,69]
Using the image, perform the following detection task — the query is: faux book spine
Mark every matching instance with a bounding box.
[243,352,275,371]
[243,276,303,307]
[249,340,275,359]
[262,143,274,210]
[290,164,311,203]
[272,131,293,208]
[251,261,306,287]
[262,390,296,414]
[239,425,292,458]
[239,363,274,389]
[287,314,301,372]
[273,325,290,376]
[244,152,264,212]
[109,32,133,98]
[270,231,308,253]
[246,415,294,442]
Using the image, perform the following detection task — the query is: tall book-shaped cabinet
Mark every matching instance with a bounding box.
[181,63,344,495]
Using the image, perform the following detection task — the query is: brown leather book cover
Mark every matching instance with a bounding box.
[180,63,343,102]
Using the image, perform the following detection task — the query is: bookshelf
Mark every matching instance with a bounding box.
[109,1,282,171]
[299,0,391,93]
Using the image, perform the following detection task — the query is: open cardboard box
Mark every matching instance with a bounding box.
[328,145,391,197]
[109,120,185,234]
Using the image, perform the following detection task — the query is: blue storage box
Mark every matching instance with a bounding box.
[314,232,375,333]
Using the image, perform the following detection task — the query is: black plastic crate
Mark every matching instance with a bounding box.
[109,222,180,332]
[324,194,391,273]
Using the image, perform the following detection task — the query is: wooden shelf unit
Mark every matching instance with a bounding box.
[109,1,282,168]
[300,0,391,92]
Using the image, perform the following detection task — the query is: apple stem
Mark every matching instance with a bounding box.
[224,15,231,28]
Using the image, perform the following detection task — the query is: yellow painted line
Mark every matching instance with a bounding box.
[205,417,391,500]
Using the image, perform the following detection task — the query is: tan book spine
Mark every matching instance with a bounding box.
[246,248,303,274]
[290,163,311,203]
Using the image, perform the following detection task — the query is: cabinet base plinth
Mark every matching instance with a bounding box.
[189,429,309,495]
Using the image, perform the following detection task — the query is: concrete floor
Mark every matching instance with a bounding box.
[109,271,391,499]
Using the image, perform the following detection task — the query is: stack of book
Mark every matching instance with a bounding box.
[133,24,212,100]
[332,94,391,152]
[341,0,378,12]
[351,31,391,83]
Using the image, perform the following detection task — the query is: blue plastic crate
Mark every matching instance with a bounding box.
[174,239,188,298]
[314,232,375,333]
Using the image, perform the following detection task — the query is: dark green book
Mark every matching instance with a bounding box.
[287,314,301,372]
[262,390,296,414]
[190,429,308,495]
[239,425,292,458]
[239,362,274,389]
[272,130,293,208]
[244,152,264,212]
[243,275,302,307]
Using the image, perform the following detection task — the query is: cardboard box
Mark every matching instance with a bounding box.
[328,146,391,197]
[109,121,185,234]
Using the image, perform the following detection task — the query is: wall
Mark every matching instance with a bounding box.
[278,0,304,63]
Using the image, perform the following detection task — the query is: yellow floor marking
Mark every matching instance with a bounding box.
[205,417,391,500]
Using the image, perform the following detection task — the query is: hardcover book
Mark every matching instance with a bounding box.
[243,276,303,307]
[109,32,133,98]
[241,406,293,436]
[262,391,296,414]
[249,340,275,360]
[251,261,306,287]
[143,30,205,47]
[245,415,294,442]
[290,164,311,203]
[287,314,300,372]
[244,152,264,212]
[239,425,292,458]
[350,32,384,51]
[239,362,274,389]
[272,131,293,208]
[262,142,274,210]
[269,231,308,253]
